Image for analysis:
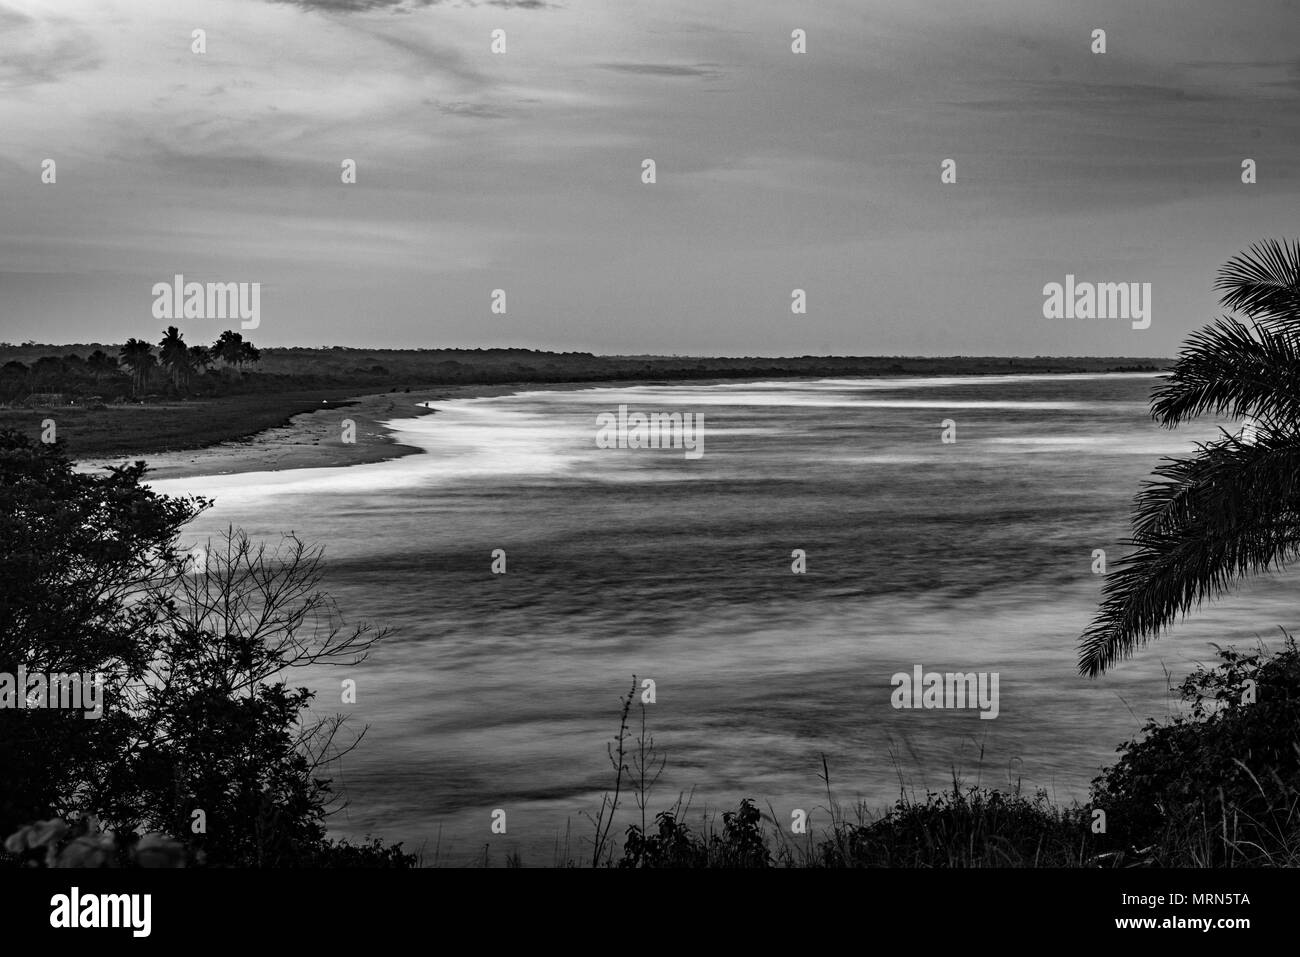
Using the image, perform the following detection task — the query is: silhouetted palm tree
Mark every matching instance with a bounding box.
[213,330,244,370]
[138,352,158,395]
[118,338,155,397]
[188,344,213,375]
[159,326,189,391]
[85,349,118,387]
[1079,239,1300,676]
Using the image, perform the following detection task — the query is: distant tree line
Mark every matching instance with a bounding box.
[0,342,1173,407]
[0,328,260,404]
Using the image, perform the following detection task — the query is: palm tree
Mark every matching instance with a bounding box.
[118,338,155,397]
[85,349,118,387]
[1079,239,1300,676]
[138,351,158,394]
[159,326,190,391]
[188,344,214,376]
[213,330,244,371]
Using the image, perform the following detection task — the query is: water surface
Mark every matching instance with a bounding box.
[146,374,1296,864]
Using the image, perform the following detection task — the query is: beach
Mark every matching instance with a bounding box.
[78,390,448,481]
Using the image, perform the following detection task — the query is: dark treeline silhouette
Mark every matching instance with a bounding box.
[0,341,1165,410]
[0,328,260,405]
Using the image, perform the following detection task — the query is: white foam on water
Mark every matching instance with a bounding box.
[139,379,1175,506]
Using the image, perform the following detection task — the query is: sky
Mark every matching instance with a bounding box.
[0,0,1297,356]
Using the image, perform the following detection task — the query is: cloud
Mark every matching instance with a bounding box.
[951,80,1223,112]
[264,0,554,10]
[427,99,510,119]
[1264,59,1300,92]
[0,12,101,90]
[1180,59,1296,70]
[265,0,442,11]
[597,62,723,79]
[1179,56,1300,93]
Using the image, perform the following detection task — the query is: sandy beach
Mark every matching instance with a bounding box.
[77,390,449,481]
[72,381,608,481]
[73,378,740,481]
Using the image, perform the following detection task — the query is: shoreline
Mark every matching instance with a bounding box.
[75,380,635,481]
[78,389,455,481]
[76,370,1162,482]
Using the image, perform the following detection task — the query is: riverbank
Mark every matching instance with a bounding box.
[81,389,450,481]
[5,351,1170,466]
[62,368,1171,481]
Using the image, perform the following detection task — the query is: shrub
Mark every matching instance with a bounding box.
[1089,633,1300,866]
[819,785,1096,868]
[619,799,772,868]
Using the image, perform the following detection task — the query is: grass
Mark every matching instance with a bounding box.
[0,391,364,457]
[445,639,1300,868]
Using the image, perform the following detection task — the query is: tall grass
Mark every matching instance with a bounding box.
[582,635,1300,868]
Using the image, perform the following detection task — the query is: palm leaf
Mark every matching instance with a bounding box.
[1151,315,1300,429]
[1214,238,1300,326]
[1078,430,1300,676]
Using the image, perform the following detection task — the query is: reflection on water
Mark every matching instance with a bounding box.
[144,374,1299,863]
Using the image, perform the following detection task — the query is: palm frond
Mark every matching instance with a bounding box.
[1078,431,1300,676]
[1151,315,1300,428]
[1215,238,1300,326]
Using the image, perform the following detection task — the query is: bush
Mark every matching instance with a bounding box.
[0,431,413,868]
[1089,634,1300,866]
[619,799,772,868]
[819,786,1096,868]
[2,815,186,868]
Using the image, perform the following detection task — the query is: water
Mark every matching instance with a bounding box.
[144,374,1299,864]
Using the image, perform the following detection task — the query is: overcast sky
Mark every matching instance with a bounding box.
[1,0,1297,355]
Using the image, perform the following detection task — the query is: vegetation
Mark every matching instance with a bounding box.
[0,346,1173,459]
[19,631,1288,869]
[572,637,1300,868]
[0,431,414,867]
[1,327,261,405]
[1,342,1166,411]
[1080,239,1300,675]
[1088,634,1300,866]
[5,246,1290,867]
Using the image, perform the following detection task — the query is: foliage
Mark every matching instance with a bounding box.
[1089,634,1300,866]
[619,799,772,868]
[3,815,185,868]
[0,430,411,867]
[815,786,1097,868]
[1080,238,1300,675]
